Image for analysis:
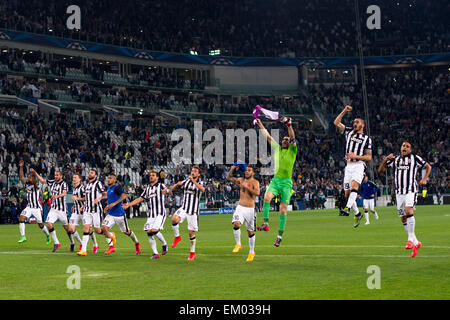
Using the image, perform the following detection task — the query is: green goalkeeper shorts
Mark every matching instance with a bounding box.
[267,177,293,204]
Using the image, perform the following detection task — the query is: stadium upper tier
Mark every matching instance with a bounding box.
[0,0,448,58]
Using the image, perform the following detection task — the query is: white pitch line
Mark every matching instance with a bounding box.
[1,250,449,258]
[195,244,450,249]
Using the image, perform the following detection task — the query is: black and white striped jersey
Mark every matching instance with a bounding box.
[47,179,68,211]
[387,154,427,195]
[140,182,168,218]
[83,179,106,213]
[180,179,204,216]
[344,126,372,163]
[72,184,85,215]
[25,182,42,210]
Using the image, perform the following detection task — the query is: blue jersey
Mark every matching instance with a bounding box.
[107,184,126,217]
[360,181,379,200]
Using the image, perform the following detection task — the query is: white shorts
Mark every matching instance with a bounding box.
[232,205,256,232]
[363,199,375,211]
[396,193,417,216]
[46,209,68,225]
[69,213,83,226]
[82,210,103,229]
[174,207,198,232]
[102,214,129,233]
[21,207,43,224]
[144,215,167,231]
[343,162,366,190]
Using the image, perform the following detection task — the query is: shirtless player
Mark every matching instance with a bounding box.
[226,165,260,262]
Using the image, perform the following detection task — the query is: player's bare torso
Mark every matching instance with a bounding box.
[238,178,259,208]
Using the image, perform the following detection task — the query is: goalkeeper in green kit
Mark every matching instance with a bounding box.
[255,117,297,247]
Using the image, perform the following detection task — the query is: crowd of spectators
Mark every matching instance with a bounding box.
[309,66,449,197]
[1,64,449,222]
[1,0,448,58]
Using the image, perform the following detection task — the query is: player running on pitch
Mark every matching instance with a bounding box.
[123,171,170,259]
[255,117,297,247]
[102,173,141,255]
[17,160,51,244]
[170,166,205,261]
[227,165,260,262]
[333,105,372,228]
[31,168,71,252]
[378,141,431,258]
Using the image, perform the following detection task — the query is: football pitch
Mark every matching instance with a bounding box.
[1,205,449,300]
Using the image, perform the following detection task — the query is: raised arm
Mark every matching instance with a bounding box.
[226,166,241,185]
[333,105,352,133]
[378,154,394,174]
[256,119,275,145]
[18,160,26,185]
[30,168,47,184]
[281,117,296,146]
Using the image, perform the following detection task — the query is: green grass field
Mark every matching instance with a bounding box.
[1,205,449,300]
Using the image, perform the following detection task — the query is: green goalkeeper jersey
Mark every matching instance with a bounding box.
[271,140,297,179]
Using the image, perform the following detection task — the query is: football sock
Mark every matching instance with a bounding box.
[49,228,59,245]
[172,223,180,238]
[73,231,82,243]
[263,201,270,224]
[155,231,167,246]
[407,215,417,244]
[374,211,379,219]
[19,222,25,237]
[190,236,196,253]
[67,231,75,245]
[147,233,158,254]
[105,233,113,246]
[233,226,241,245]
[40,225,50,236]
[278,213,286,238]
[128,231,139,244]
[346,190,358,209]
[352,201,359,215]
[248,234,255,254]
[364,211,369,222]
[90,231,98,247]
[81,233,89,251]
[403,222,408,235]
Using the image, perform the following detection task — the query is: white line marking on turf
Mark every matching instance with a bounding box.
[1,250,449,258]
[197,245,450,249]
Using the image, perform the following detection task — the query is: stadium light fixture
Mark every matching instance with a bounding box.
[209,49,221,56]
[190,50,198,55]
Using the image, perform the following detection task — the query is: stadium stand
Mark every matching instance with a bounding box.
[0,1,448,57]
[0,1,448,224]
